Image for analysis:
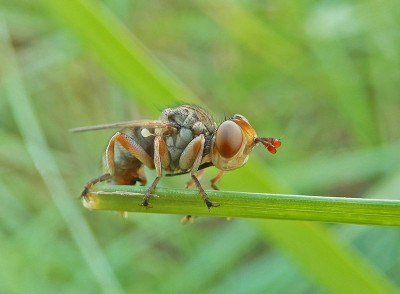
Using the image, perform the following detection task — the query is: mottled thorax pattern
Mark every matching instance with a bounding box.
[157,105,216,171]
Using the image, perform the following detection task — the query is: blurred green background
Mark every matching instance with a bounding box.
[1,0,400,293]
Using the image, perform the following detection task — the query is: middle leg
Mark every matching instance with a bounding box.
[141,136,170,207]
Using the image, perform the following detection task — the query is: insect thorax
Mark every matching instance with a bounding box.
[158,105,216,171]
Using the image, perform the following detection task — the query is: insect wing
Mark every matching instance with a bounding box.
[70,120,173,132]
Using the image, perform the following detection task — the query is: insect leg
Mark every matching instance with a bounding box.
[190,175,219,209]
[136,166,147,186]
[182,168,206,224]
[141,136,170,207]
[155,135,170,171]
[185,168,206,189]
[182,171,225,223]
[80,173,112,199]
[106,132,154,174]
[211,171,225,190]
[80,132,128,199]
[180,135,219,209]
[141,177,160,207]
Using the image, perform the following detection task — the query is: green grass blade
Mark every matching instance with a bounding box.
[87,184,400,227]
[199,0,377,145]
[215,159,399,293]
[0,24,124,294]
[40,0,196,113]
[278,141,400,191]
[255,220,398,294]
[208,251,313,294]
[309,42,377,145]
[160,221,258,293]
[197,0,309,85]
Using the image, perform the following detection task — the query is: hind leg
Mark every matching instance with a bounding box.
[80,173,112,200]
[81,131,152,199]
[105,132,154,174]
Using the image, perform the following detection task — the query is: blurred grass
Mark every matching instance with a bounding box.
[41,0,196,114]
[1,0,400,293]
[199,0,378,146]
[0,23,124,294]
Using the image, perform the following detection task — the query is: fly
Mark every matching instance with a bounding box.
[71,105,281,209]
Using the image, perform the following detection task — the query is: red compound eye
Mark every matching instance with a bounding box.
[215,121,243,158]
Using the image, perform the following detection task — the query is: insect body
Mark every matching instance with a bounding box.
[73,105,281,208]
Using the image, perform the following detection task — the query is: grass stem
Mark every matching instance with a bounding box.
[87,184,400,227]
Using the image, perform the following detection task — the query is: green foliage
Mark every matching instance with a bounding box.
[1,0,400,293]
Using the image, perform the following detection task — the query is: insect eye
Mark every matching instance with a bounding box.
[215,121,243,158]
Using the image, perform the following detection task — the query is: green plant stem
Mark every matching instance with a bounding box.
[86,185,400,227]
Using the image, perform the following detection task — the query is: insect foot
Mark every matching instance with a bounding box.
[80,187,89,200]
[205,199,220,209]
[140,196,153,208]
[181,215,195,224]
[80,173,112,201]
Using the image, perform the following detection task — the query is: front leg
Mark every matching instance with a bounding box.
[211,171,225,190]
[190,175,219,209]
[180,135,219,209]
[182,170,226,223]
